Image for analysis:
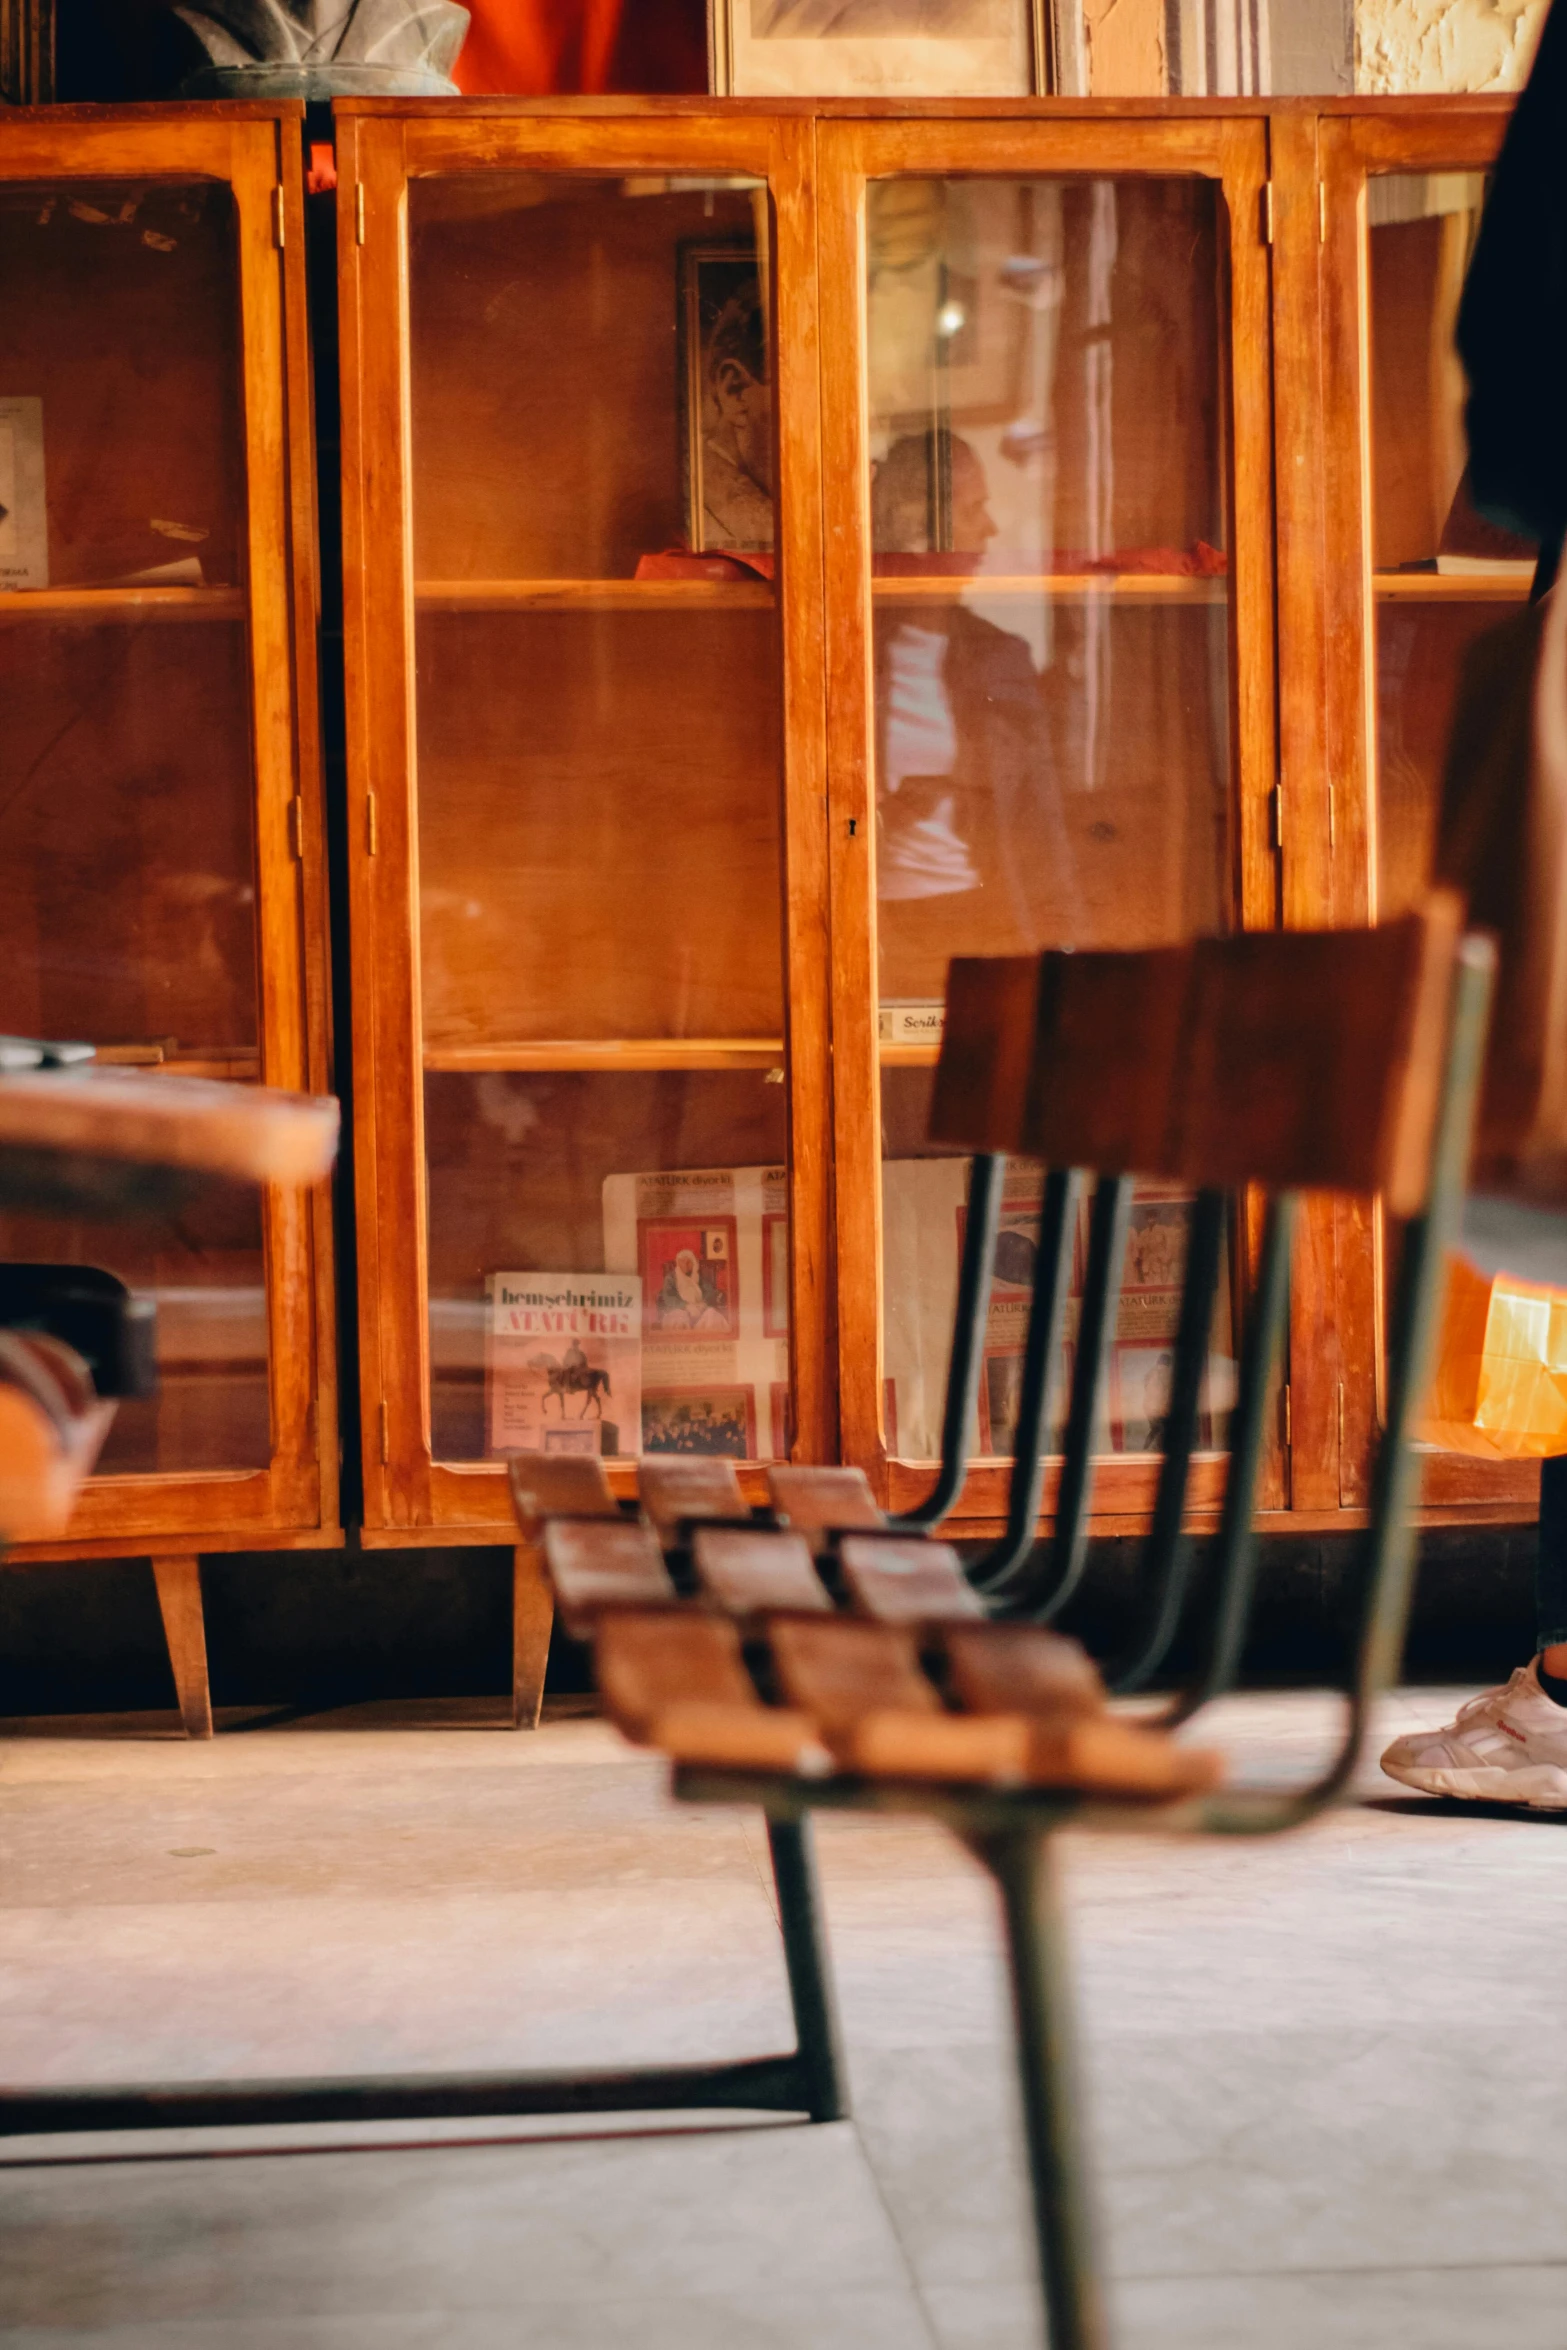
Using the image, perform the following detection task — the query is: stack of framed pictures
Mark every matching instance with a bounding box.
[708,0,1058,97]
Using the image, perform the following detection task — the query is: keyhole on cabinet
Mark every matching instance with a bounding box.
[848,818,858,836]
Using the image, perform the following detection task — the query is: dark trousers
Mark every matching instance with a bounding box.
[1539,1455,1567,1649]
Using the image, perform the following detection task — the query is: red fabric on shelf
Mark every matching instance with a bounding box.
[452,0,626,93]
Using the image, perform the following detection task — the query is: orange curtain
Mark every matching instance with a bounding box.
[453,0,628,94]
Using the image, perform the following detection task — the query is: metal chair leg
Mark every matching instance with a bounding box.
[1165,1190,1296,1727]
[985,1827,1109,2350]
[1012,1173,1132,1624]
[972,1168,1083,1599]
[893,1150,1005,1532]
[1107,1186,1226,1693]
[767,1815,849,2122]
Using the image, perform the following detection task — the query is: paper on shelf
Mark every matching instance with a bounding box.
[0,397,47,591]
[603,1164,788,1459]
[882,1161,1236,1462]
[485,1271,641,1459]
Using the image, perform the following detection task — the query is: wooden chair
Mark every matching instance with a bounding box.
[523,897,1491,2350]
[0,1047,341,1737]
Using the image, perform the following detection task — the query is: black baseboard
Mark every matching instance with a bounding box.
[0,1524,1538,1723]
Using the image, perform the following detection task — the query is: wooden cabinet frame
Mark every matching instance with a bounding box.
[0,104,339,1558]
[335,102,831,1535]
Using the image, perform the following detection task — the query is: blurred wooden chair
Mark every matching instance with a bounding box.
[0,1051,339,1739]
[524,897,1491,2350]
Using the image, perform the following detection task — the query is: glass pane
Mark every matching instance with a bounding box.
[409,175,789,1464]
[882,1069,1233,1461]
[868,177,1235,1461]
[1368,172,1536,917]
[0,178,268,1473]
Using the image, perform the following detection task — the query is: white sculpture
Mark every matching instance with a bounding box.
[175,0,470,94]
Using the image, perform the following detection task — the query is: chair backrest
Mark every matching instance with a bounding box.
[910,899,1492,1809]
[933,895,1463,1212]
[1171,905,1461,1213]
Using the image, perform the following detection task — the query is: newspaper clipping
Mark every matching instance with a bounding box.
[883,1160,1235,1460]
[485,1271,642,1459]
[603,1164,789,1458]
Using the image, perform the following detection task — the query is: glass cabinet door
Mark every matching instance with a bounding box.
[1365,166,1531,922]
[819,122,1275,1517]
[340,114,827,1527]
[0,114,330,1537]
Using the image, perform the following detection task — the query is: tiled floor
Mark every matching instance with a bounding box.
[1,1688,1565,2347]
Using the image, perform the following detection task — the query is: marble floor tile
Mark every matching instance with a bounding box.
[0,1881,799,2083]
[4,1692,1566,2348]
[854,2024,1567,2291]
[0,2127,917,2327]
[0,2290,937,2350]
[925,2265,1567,2350]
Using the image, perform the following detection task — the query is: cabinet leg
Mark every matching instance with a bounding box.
[512,1543,553,1730]
[151,1555,213,1740]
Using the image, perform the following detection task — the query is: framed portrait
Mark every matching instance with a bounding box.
[643,1385,758,1459]
[1120,1192,1193,1307]
[762,1209,789,1337]
[709,0,1051,95]
[979,1340,1073,1457]
[1111,1341,1182,1456]
[769,1380,792,1459]
[639,1211,739,1340]
[679,240,774,556]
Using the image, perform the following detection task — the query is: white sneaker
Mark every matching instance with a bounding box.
[1381,1660,1567,1808]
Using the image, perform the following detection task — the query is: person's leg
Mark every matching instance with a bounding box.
[1379,1459,1567,1803]
[1535,1454,1567,1689]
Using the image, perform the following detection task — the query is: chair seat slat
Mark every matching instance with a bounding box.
[639,1457,748,1543]
[543,1517,675,1632]
[767,1464,885,1539]
[837,1534,985,1623]
[691,1526,831,1615]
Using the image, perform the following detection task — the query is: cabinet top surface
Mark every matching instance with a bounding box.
[330,92,1516,120]
[0,101,306,123]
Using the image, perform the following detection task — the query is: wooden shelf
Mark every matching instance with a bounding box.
[1373,568,1533,601]
[412,575,1227,612]
[423,1037,786,1074]
[879,1041,941,1068]
[0,587,245,623]
[872,573,1227,604]
[414,578,774,613]
[92,1048,260,1080]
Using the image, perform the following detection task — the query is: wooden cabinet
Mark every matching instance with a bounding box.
[0,95,1532,1687]
[332,92,1530,1560]
[0,105,339,1652]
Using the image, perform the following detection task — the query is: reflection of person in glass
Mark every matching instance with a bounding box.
[701,280,772,550]
[872,429,1074,939]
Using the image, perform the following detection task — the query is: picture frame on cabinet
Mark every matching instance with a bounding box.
[1,0,54,104]
[708,0,1052,97]
[679,238,774,554]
